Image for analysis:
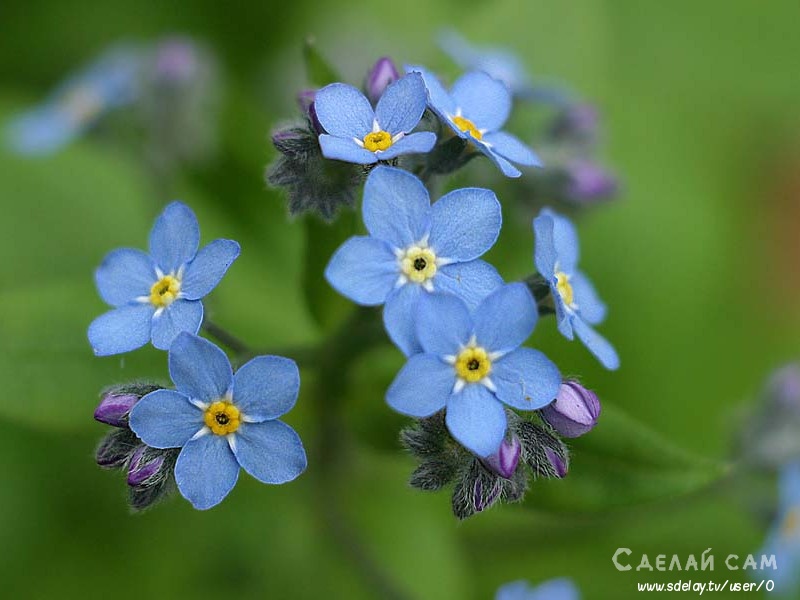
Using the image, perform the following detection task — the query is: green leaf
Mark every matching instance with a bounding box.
[303,37,342,87]
[524,403,731,513]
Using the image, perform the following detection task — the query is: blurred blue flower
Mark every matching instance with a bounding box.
[88,201,240,355]
[407,65,541,177]
[6,45,142,155]
[386,284,561,457]
[534,208,619,370]
[314,72,436,164]
[325,166,504,355]
[758,461,800,594]
[129,333,307,510]
[496,578,580,600]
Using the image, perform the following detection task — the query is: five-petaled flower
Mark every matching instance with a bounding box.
[496,578,581,600]
[325,165,504,355]
[314,72,436,164]
[129,333,307,510]
[533,208,619,370]
[88,201,240,355]
[386,283,561,457]
[406,65,541,177]
[758,461,800,594]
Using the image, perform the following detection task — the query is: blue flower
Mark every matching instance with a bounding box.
[496,578,580,600]
[314,72,436,164]
[88,201,240,356]
[406,65,541,177]
[386,283,561,457]
[129,333,307,510]
[758,461,800,593]
[325,165,504,355]
[533,208,619,370]
[6,45,141,156]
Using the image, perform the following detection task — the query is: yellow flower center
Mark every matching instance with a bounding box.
[555,271,574,307]
[783,507,800,538]
[149,275,181,308]
[455,346,492,383]
[400,246,437,283]
[203,400,241,436]
[363,130,393,152]
[451,115,482,141]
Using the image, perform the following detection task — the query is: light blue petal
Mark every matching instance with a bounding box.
[473,283,537,354]
[181,239,241,300]
[572,317,620,370]
[446,384,507,457]
[175,434,239,510]
[492,348,561,411]
[383,283,424,356]
[429,187,501,261]
[556,302,575,340]
[375,72,428,134]
[387,353,452,417]
[233,356,300,422]
[151,299,204,350]
[482,145,523,177]
[148,201,200,274]
[375,131,436,160]
[95,248,156,307]
[483,131,542,167]
[533,213,557,276]
[571,272,606,325]
[6,108,79,156]
[169,332,233,402]
[450,71,511,132]
[88,303,154,356]
[435,260,504,310]
[405,64,456,117]
[780,460,800,510]
[325,236,398,305]
[318,134,378,164]
[529,578,581,600]
[362,166,430,248]
[416,292,473,356]
[233,420,307,484]
[129,389,203,449]
[495,580,531,600]
[314,83,374,137]
[541,208,580,272]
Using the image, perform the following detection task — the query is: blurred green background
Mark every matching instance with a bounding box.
[2,0,800,598]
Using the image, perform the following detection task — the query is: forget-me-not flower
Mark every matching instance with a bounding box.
[129,333,307,510]
[533,208,619,370]
[88,201,240,355]
[314,72,436,164]
[325,165,504,355]
[406,65,541,177]
[758,461,800,593]
[496,578,580,600]
[386,283,561,457]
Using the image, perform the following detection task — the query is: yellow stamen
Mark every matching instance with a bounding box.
[455,346,492,383]
[363,130,393,152]
[400,246,437,283]
[451,115,482,140]
[555,271,574,307]
[149,275,181,308]
[203,400,241,436]
[783,507,800,538]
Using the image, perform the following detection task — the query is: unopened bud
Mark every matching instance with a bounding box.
[94,392,139,428]
[541,380,601,438]
[481,435,522,479]
[563,159,618,204]
[365,57,399,104]
[296,89,324,134]
[544,447,568,478]
[127,446,167,487]
[96,429,139,468]
[549,103,599,144]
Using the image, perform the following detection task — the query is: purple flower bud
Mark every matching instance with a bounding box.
[473,477,503,512]
[365,57,399,104]
[544,447,568,478]
[95,430,138,468]
[127,446,166,487]
[296,89,324,135]
[767,365,800,415]
[94,392,139,427]
[550,103,599,143]
[481,435,522,479]
[154,38,200,83]
[542,380,601,438]
[564,160,618,204]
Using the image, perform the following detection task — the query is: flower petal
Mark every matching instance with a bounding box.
[375,72,428,134]
[450,71,511,132]
[435,260,504,310]
[473,283,537,354]
[572,317,620,370]
[375,131,436,160]
[175,435,240,510]
[492,348,561,411]
[445,384,506,457]
[416,292,473,356]
[313,83,374,138]
[541,208,579,273]
[483,147,522,178]
[148,201,200,274]
[528,579,581,600]
[95,248,156,307]
[150,299,203,351]
[88,303,154,356]
[429,187,501,261]
[362,166,430,248]
[129,389,203,448]
[533,213,557,277]
[383,283,424,356]
[571,272,607,325]
[387,353,453,417]
[233,420,307,484]
[169,332,233,402]
[318,134,378,164]
[181,239,241,300]
[405,64,456,117]
[233,356,300,421]
[325,236,398,305]
[482,131,541,167]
